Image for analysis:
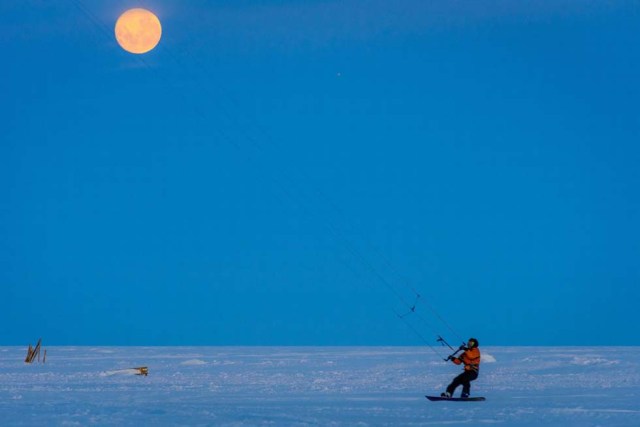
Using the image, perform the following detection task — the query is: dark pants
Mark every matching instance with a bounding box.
[446,370,478,396]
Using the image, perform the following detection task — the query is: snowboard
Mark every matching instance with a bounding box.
[426,395,486,402]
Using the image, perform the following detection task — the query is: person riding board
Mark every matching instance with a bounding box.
[441,337,481,398]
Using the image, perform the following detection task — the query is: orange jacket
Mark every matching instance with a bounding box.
[453,347,481,372]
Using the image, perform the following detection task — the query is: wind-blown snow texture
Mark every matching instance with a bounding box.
[0,346,638,426]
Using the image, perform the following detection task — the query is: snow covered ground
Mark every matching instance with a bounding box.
[0,346,638,426]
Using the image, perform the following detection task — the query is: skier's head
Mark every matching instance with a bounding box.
[467,338,479,349]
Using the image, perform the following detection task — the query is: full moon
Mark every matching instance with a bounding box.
[114,8,162,54]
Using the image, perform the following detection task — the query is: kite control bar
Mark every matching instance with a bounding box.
[437,335,468,362]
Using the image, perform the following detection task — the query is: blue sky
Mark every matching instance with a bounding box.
[1,0,639,346]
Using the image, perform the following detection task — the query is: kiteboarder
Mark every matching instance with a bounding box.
[441,338,481,398]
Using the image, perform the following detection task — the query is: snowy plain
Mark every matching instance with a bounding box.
[0,346,638,426]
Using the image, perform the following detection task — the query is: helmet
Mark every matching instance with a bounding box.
[468,338,479,348]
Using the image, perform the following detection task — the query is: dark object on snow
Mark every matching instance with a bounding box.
[426,395,486,402]
[133,366,149,376]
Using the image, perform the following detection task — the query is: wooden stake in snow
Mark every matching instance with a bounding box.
[25,338,45,364]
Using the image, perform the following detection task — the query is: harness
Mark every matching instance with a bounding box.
[462,349,481,372]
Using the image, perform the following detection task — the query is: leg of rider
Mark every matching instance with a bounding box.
[461,370,478,396]
[446,372,466,395]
